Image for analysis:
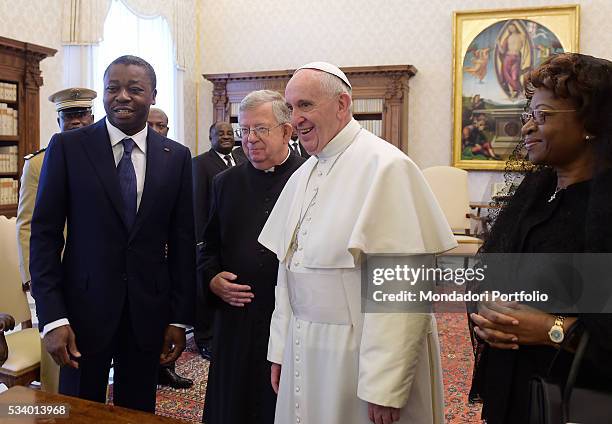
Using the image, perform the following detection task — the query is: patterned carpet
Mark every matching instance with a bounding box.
[144,313,483,423]
[436,312,483,423]
[154,339,208,422]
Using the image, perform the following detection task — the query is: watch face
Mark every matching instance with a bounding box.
[549,327,564,343]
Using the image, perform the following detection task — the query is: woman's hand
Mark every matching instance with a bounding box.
[471,300,520,350]
[471,301,569,349]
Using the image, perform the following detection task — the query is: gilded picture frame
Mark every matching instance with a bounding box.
[452,5,580,170]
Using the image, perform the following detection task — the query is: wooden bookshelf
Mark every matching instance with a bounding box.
[203,65,417,153]
[0,36,56,217]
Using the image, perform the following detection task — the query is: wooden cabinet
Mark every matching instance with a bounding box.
[203,65,417,153]
[0,36,56,217]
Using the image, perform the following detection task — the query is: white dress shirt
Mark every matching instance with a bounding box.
[215,149,236,167]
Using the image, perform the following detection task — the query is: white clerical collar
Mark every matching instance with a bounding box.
[316,118,361,160]
[106,117,148,154]
[264,149,291,173]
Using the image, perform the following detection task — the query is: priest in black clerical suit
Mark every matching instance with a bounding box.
[201,90,305,424]
[192,121,245,358]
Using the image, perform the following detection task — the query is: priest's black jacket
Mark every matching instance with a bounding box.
[201,153,305,424]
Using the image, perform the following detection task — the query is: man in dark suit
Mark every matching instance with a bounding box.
[289,129,310,159]
[192,121,245,359]
[30,55,195,413]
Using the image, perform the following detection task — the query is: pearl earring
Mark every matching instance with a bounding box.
[585,135,595,141]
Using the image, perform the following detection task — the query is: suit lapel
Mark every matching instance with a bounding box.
[130,130,166,239]
[298,142,310,159]
[81,119,127,227]
[211,150,229,171]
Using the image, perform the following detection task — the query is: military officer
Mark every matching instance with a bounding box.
[16,87,96,393]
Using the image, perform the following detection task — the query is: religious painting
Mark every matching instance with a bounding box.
[452,5,580,170]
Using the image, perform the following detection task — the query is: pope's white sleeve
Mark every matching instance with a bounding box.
[267,263,291,364]
[357,312,432,408]
[357,254,437,408]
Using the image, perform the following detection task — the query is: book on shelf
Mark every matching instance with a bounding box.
[0,82,17,102]
[0,177,18,205]
[0,103,18,136]
[0,145,18,173]
[352,98,383,114]
[358,119,383,137]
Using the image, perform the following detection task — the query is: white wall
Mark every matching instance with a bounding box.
[198,0,612,201]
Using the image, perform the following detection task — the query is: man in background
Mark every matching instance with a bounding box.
[201,89,304,424]
[145,106,194,390]
[16,87,96,394]
[30,55,195,412]
[192,121,245,360]
[147,107,170,137]
[289,129,310,159]
[259,62,455,424]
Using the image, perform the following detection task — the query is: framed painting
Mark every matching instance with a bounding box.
[452,5,580,170]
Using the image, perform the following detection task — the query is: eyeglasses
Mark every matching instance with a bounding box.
[520,109,576,125]
[236,123,283,139]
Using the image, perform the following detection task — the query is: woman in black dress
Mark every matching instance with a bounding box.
[469,53,612,423]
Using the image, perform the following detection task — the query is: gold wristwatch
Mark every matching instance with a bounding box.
[548,315,565,344]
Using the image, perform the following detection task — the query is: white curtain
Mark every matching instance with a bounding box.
[91,0,178,140]
[61,0,186,68]
[63,45,96,89]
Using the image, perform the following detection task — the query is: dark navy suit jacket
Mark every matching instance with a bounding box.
[30,118,196,354]
[192,148,245,242]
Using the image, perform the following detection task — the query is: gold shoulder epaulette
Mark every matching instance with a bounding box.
[24,147,47,160]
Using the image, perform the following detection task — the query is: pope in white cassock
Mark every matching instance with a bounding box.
[258,62,457,424]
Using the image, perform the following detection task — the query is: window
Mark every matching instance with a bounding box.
[92,0,177,140]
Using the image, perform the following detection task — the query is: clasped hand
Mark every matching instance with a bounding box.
[470,300,555,349]
[210,271,254,307]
